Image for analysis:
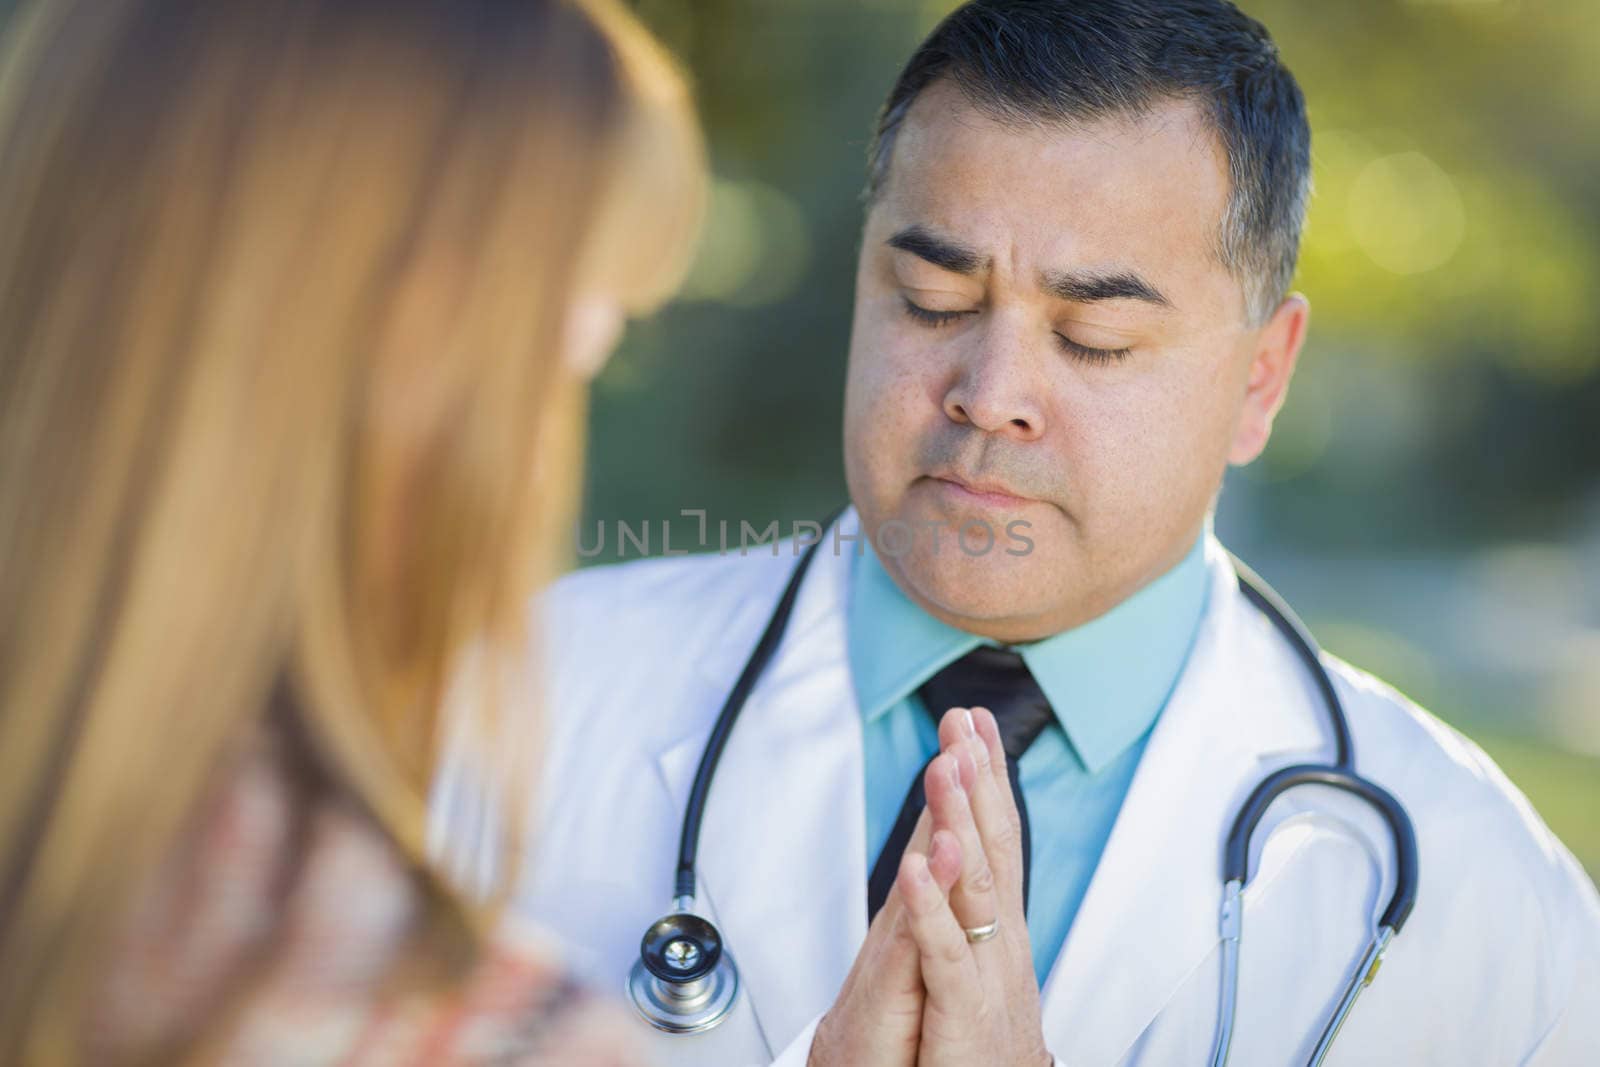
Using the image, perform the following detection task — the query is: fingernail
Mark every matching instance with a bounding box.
[970,736,990,768]
[960,709,976,738]
[946,755,962,790]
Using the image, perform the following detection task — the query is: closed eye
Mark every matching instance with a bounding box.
[901,296,974,328]
[905,296,1132,365]
[1054,333,1131,365]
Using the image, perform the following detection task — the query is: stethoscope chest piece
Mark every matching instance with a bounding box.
[628,910,740,1034]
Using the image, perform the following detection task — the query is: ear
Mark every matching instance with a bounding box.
[1227,293,1309,466]
[562,293,626,382]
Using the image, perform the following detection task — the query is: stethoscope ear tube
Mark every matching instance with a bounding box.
[1222,763,1419,933]
[1212,570,1420,1066]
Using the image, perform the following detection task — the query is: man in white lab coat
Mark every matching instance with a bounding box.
[432,1,1600,1063]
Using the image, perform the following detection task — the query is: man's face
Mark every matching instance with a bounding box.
[843,81,1293,642]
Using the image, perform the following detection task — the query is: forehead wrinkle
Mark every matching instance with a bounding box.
[882,88,1231,314]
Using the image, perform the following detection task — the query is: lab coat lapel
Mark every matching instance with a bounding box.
[1039,539,1329,1065]
[651,525,868,1054]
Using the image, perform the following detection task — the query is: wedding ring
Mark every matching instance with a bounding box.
[963,918,1000,944]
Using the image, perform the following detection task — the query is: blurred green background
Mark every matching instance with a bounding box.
[592,0,1599,877]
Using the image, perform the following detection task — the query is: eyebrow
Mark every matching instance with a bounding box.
[1041,268,1171,308]
[885,223,1172,309]
[886,225,984,275]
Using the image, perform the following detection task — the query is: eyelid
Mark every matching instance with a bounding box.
[902,296,1131,364]
[1054,332,1131,365]
[901,295,975,327]
[897,277,983,306]
[1053,316,1138,364]
[1059,314,1138,336]
[1055,310,1143,341]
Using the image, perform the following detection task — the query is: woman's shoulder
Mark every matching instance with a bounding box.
[338,924,647,1067]
[93,728,648,1067]
[225,797,650,1067]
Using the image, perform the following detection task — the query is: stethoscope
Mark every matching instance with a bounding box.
[628,515,1419,1067]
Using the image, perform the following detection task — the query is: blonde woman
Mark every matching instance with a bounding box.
[0,0,703,1063]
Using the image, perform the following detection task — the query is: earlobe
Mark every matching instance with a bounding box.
[562,294,626,381]
[1227,293,1309,466]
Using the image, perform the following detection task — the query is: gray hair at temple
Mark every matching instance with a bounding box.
[866,0,1312,327]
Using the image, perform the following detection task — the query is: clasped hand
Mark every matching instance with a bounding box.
[809,707,1052,1067]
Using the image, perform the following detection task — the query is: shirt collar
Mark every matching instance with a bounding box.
[846,524,1211,774]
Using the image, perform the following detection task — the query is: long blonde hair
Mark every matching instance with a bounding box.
[0,0,703,1059]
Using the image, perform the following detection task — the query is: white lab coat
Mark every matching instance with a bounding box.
[431,510,1600,1066]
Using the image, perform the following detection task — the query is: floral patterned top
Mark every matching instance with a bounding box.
[87,723,645,1067]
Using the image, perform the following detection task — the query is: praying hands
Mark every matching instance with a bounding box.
[809,707,1055,1067]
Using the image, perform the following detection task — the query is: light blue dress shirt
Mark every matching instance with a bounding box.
[848,529,1211,986]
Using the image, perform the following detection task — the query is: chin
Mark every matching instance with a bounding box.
[886,538,1063,631]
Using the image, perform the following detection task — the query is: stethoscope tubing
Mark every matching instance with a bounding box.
[672,508,838,903]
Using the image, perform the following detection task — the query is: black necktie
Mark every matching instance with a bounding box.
[865,646,1056,922]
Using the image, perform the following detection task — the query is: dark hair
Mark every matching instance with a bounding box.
[867,0,1310,325]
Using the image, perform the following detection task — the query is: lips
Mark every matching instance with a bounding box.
[928,470,1033,506]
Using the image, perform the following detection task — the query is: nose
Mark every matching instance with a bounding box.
[941,316,1045,440]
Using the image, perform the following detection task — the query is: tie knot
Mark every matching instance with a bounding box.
[916,645,1054,760]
